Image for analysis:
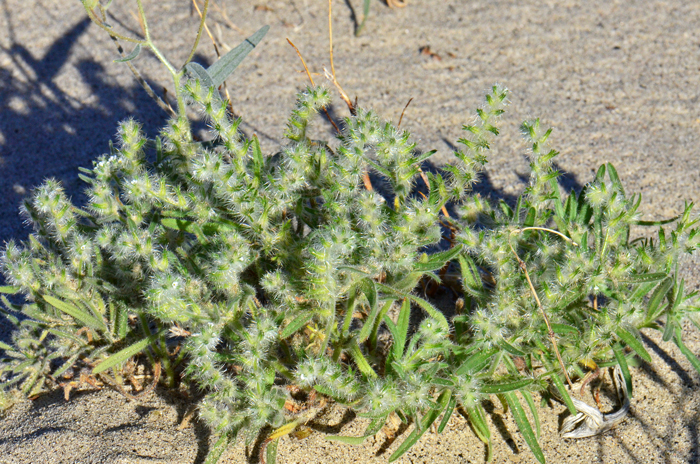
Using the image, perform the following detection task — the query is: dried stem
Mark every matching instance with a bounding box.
[326,0,354,114]
[286,38,341,134]
[397,97,413,128]
[509,238,574,389]
[109,35,177,118]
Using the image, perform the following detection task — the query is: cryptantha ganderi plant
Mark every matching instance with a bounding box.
[2,2,700,463]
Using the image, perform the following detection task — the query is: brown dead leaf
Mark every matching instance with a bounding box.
[419,46,442,61]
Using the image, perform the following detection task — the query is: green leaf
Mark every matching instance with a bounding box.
[562,192,577,224]
[161,217,195,233]
[42,294,105,333]
[458,255,484,297]
[279,312,314,339]
[499,340,525,357]
[349,341,377,378]
[662,317,676,342]
[503,392,545,464]
[206,25,269,88]
[480,378,533,394]
[389,389,451,462]
[524,207,536,227]
[251,134,264,181]
[438,394,457,434]
[455,348,497,376]
[620,272,668,284]
[0,286,20,294]
[327,413,390,445]
[111,302,129,341]
[369,299,395,349]
[326,435,367,445]
[550,371,577,415]
[521,391,541,440]
[595,164,606,183]
[615,327,651,362]
[266,438,278,464]
[388,298,410,360]
[464,403,491,460]
[406,294,448,330]
[606,163,625,197]
[355,0,371,35]
[364,413,390,437]
[634,215,681,226]
[674,326,700,375]
[548,323,579,336]
[549,178,565,221]
[414,244,463,272]
[357,294,386,344]
[612,343,633,398]
[92,330,164,375]
[0,340,15,352]
[114,43,141,62]
[647,277,673,321]
[204,433,232,464]
[327,414,389,445]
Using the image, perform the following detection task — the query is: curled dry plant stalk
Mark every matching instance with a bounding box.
[1,2,700,464]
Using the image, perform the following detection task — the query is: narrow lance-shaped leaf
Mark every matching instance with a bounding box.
[279,312,315,339]
[674,325,700,375]
[43,294,105,333]
[203,433,232,464]
[612,343,633,398]
[389,389,452,462]
[92,329,165,375]
[114,43,141,63]
[455,348,497,376]
[349,341,377,378]
[480,378,534,394]
[646,277,673,322]
[414,244,463,272]
[211,26,269,88]
[327,414,389,445]
[438,394,457,434]
[387,298,410,360]
[465,402,492,461]
[550,371,577,416]
[503,392,545,464]
[615,327,651,362]
[521,390,541,440]
[356,278,379,343]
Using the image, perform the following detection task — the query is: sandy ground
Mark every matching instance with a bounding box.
[1,0,699,462]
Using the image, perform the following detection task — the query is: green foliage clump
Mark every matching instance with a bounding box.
[2,2,700,464]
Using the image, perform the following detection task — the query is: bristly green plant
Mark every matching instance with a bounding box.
[2,2,700,464]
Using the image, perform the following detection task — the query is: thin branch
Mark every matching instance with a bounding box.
[328,0,336,79]
[397,97,413,128]
[515,227,578,246]
[85,6,144,44]
[109,35,177,118]
[135,0,151,42]
[287,38,341,135]
[326,0,354,114]
[509,239,574,389]
[286,38,315,86]
[183,0,210,67]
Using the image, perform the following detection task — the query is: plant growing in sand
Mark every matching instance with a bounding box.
[2,1,700,464]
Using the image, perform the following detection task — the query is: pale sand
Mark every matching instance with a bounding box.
[1,1,699,463]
